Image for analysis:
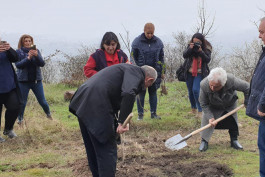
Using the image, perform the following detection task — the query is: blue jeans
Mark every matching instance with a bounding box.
[258,121,265,177]
[137,83,157,115]
[186,72,202,112]
[18,81,50,121]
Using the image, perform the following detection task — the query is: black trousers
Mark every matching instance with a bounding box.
[78,118,117,177]
[215,112,239,140]
[0,89,20,131]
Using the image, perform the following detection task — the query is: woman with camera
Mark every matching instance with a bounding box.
[15,34,52,125]
[0,39,21,141]
[182,33,211,117]
[84,32,129,78]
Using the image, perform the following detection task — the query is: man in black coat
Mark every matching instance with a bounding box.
[69,63,157,177]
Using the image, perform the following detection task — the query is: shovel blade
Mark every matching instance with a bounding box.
[165,134,187,150]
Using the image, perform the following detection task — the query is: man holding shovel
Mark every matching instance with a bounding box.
[69,63,157,177]
[199,67,249,152]
[246,17,265,177]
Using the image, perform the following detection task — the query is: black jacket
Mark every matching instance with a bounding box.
[69,64,145,144]
[182,45,211,79]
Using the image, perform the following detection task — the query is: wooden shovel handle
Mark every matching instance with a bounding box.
[190,104,244,136]
[122,113,133,128]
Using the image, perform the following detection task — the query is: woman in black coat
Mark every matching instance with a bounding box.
[182,33,211,117]
[0,39,21,142]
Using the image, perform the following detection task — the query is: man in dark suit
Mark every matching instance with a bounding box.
[69,63,157,177]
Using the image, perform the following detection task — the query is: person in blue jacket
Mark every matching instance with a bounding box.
[246,17,265,177]
[15,34,52,125]
[131,23,165,120]
[0,39,21,141]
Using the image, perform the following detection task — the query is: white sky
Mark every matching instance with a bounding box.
[1,0,265,55]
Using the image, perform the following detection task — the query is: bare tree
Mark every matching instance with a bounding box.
[194,0,216,37]
[226,40,262,81]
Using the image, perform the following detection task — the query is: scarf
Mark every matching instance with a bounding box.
[191,56,202,77]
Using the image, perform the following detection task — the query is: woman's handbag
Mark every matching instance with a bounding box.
[176,65,186,82]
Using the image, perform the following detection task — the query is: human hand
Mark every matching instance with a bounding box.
[258,109,265,117]
[116,123,129,134]
[198,46,202,52]
[0,44,5,52]
[31,49,38,56]
[189,43,194,49]
[209,118,217,127]
[27,51,34,60]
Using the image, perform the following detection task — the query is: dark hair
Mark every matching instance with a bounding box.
[100,32,120,51]
[190,33,206,51]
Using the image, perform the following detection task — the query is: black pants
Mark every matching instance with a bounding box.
[0,89,20,131]
[215,112,239,140]
[78,118,117,177]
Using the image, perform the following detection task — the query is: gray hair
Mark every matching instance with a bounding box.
[141,65,157,80]
[207,67,227,86]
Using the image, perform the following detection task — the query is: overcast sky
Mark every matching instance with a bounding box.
[1,0,265,55]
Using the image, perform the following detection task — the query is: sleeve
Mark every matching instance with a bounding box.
[232,76,250,106]
[31,50,45,67]
[6,47,18,62]
[131,39,139,65]
[198,49,211,64]
[15,50,30,69]
[199,83,214,119]
[118,69,143,123]
[84,55,97,78]
[183,45,193,58]
[258,87,265,113]
[159,46,165,74]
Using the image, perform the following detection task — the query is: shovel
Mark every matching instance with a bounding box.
[165,104,244,150]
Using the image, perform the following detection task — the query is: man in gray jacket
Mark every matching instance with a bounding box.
[199,67,249,151]
[69,63,157,177]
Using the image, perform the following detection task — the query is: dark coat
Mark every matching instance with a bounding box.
[131,33,164,89]
[199,74,250,141]
[69,63,145,144]
[0,48,23,126]
[15,48,45,81]
[246,47,265,122]
[182,45,211,79]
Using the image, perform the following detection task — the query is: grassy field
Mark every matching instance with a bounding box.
[0,82,260,177]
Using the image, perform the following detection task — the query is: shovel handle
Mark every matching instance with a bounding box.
[122,113,133,128]
[190,104,244,136]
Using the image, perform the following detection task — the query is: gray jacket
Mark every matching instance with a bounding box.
[199,74,250,141]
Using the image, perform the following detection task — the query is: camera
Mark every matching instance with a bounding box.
[30,45,36,50]
[193,42,201,51]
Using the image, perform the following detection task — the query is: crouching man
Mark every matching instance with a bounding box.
[69,63,157,177]
[199,67,249,152]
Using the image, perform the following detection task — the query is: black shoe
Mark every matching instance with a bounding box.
[199,139,208,152]
[138,114,143,120]
[151,113,161,119]
[231,140,243,150]
[3,130,17,139]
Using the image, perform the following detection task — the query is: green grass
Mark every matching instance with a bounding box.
[0,82,261,177]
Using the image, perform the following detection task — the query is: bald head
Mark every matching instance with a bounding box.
[144,23,155,39]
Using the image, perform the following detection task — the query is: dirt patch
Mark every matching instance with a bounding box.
[70,132,233,177]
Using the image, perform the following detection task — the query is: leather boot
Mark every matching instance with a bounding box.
[199,139,208,152]
[231,140,243,149]
[229,130,243,150]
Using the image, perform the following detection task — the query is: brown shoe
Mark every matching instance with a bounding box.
[196,112,202,118]
[188,109,197,115]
